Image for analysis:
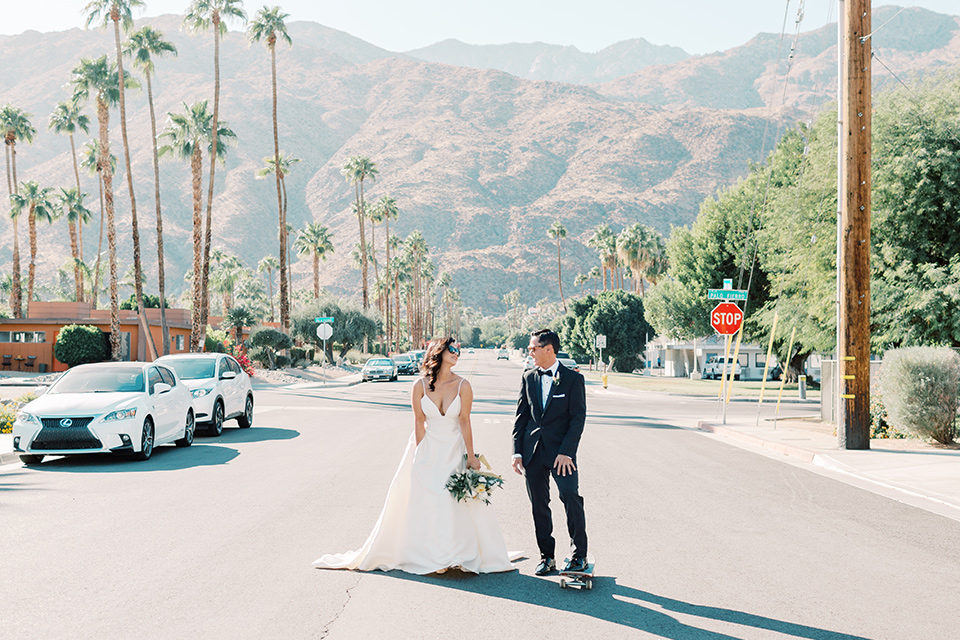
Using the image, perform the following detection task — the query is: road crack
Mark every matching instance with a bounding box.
[319,574,362,639]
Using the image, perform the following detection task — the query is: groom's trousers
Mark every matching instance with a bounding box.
[525,446,588,559]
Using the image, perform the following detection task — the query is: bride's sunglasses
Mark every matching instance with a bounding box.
[447,344,461,356]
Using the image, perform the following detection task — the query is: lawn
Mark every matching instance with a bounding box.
[583,371,820,399]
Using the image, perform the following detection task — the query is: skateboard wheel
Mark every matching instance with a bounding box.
[559,579,567,589]
[585,578,593,590]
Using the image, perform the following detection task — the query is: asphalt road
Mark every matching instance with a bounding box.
[2,350,959,639]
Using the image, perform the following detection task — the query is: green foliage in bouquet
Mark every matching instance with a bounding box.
[445,454,504,505]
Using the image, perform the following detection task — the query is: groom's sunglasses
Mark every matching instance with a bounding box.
[447,345,461,356]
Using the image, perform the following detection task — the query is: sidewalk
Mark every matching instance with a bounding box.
[698,417,960,522]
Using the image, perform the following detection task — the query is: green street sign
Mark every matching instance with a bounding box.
[707,289,748,301]
[314,317,334,323]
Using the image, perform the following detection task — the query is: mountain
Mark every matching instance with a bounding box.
[404,38,690,85]
[1,8,958,313]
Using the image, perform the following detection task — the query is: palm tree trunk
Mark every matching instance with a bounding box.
[145,71,171,355]
[312,252,319,299]
[283,178,292,304]
[69,132,85,302]
[26,207,37,316]
[97,98,121,360]
[200,12,222,337]
[113,15,156,359]
[68,219,81,302]
[266,268,275,322]
[6,142,23,318]
[358,179,369,310]
[190,146,204,352]
[93,171,105,310]
[270,41,288,331]
[556,238,566,313]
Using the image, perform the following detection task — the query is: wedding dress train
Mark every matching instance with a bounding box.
[313,380,516,574]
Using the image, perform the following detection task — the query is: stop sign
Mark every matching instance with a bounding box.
[710,302,743,335]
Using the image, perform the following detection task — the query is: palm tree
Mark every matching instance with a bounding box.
[248,5,293,327]
[11,182,57,317]
[372,195,398,348]
[547,220,567,312]
[1,105,36,318]
[294,222,335,299]
[124,24,177,355]
[158,100,236,351]
[211,253,243,312]
[588,266,602,294]
[70,56,135,359]
[57,187,94,302]
[80,139,117,310]
[257,255,279,322]
[85,0,156,357]
[224,304,255,344]
[574,272,588,296]
[48,101,92,298]
[341,156,378,309]
[588,224,617,291]
[255,152,299,326]
[185,0,248,335]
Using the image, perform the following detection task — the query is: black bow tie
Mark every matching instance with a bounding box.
[539,368,554,377]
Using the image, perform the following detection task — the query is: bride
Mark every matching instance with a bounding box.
[313,337,516,574]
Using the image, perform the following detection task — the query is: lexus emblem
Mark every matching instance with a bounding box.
[59,418,73,428]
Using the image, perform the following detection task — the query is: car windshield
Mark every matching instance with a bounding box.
[50,367,145,394]
[165,358,217,380]
[368,359,392,367]
[392,355,411,362]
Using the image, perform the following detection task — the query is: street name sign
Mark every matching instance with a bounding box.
[708,289,748,301]
[710,302,743,335]
[314,317,334,323]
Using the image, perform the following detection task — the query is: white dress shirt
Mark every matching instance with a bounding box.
[539,360,560,408]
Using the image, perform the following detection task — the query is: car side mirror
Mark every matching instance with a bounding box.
[154,382,172,395]
[221,371,237,380]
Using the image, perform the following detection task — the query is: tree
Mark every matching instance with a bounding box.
[574,272,588,296]
[11,181,57,317]
[124,24,177,355]
[224,305,256,345]
[49,101,92,300]
[1,105,36,318]
[248,326,293,369]
[372,195,399,348]
[290,298,380,362]
[257,255,280,322]
[557,290,651,372]
[79,139,117,311]
[70,55,138,359]
[56,187,93,303]
[249,4,293,329]
[341,156,378,309]
[588,224,618,291]
[158,100,236,351]
[255,151,299,324]
[547,220,567,312]
[54,324,109,367]
[294,222,335,299]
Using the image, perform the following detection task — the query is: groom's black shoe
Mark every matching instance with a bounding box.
[563,556,588,573]
[534,557,556,576]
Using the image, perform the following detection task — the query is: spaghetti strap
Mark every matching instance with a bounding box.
[456,377,464,396]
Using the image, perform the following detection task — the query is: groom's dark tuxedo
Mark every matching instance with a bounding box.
[513,362,588,560]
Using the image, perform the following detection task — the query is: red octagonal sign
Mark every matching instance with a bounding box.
[711,302,743,335]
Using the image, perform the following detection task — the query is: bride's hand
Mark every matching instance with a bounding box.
[466,454,481,471]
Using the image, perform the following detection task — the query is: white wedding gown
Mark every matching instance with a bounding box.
[313,380,517,574]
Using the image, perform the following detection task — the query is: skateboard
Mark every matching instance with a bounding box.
[558,557,595,590]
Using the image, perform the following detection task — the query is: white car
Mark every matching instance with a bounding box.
[362,358,398,382]
[12,361,195,465]
[703,355,742,380]
[157,353,254,436]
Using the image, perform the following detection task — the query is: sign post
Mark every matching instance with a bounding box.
[315,318,334,385]
[710,302,744,424]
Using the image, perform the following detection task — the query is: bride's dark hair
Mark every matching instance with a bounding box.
[421,336,456,391]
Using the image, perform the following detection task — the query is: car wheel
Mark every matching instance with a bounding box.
[20,454,44,465]
[133,419,155,461]
[391,375,398,381]
[208,400,224,436]
[176,410,195,447]
[237,396,254,428]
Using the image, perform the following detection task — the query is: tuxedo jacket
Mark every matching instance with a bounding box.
[513,363,587,466]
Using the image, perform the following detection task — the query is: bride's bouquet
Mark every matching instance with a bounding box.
[446,454,504,505]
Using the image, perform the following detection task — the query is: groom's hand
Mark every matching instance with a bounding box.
[554,455,576,476]
[511,457,524,475]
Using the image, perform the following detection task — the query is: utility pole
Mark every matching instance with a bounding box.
[838,0,871,449]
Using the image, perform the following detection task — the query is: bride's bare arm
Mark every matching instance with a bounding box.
[458,380,480,470]
[411,379,427,444]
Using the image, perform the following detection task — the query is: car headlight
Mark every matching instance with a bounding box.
[192,388,213,398]
[104,408,137,421]
[16,411,39,425]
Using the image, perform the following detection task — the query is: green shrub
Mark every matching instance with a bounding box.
[274,355,291,368]
[0,393,39,434]
[248,346,271,368]
[878,347,960,444]
[54,324,109,367]
[869,391,907,439]
[204,326,231,353]
[344,349,372,365]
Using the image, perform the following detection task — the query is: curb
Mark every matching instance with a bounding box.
[1,450,21,466]
[696,420,817,464]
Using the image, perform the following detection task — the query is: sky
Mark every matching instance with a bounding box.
[4,1,958,54]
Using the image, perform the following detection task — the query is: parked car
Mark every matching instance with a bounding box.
[497,348,510,360]
[408,350,426,367]
[523,355,536,370]
[362,358,398,382]
[12,361,195,465]
[467,348,475,354]
[558,357,580,373]
[157,353,254,436]
[703,356,742,380]
[391,354,417,375]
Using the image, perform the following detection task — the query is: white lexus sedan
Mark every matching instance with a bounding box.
[12,361,195,465]
[156,353,254,436]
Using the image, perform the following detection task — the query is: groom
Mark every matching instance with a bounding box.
[512,329,589,576]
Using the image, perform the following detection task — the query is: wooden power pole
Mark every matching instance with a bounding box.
[839,0,872,449]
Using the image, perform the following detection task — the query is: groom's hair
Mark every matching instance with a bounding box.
[531,329,560,355]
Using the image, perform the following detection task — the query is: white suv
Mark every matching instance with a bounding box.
[703,356,742,381]
[157,353,254,436]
